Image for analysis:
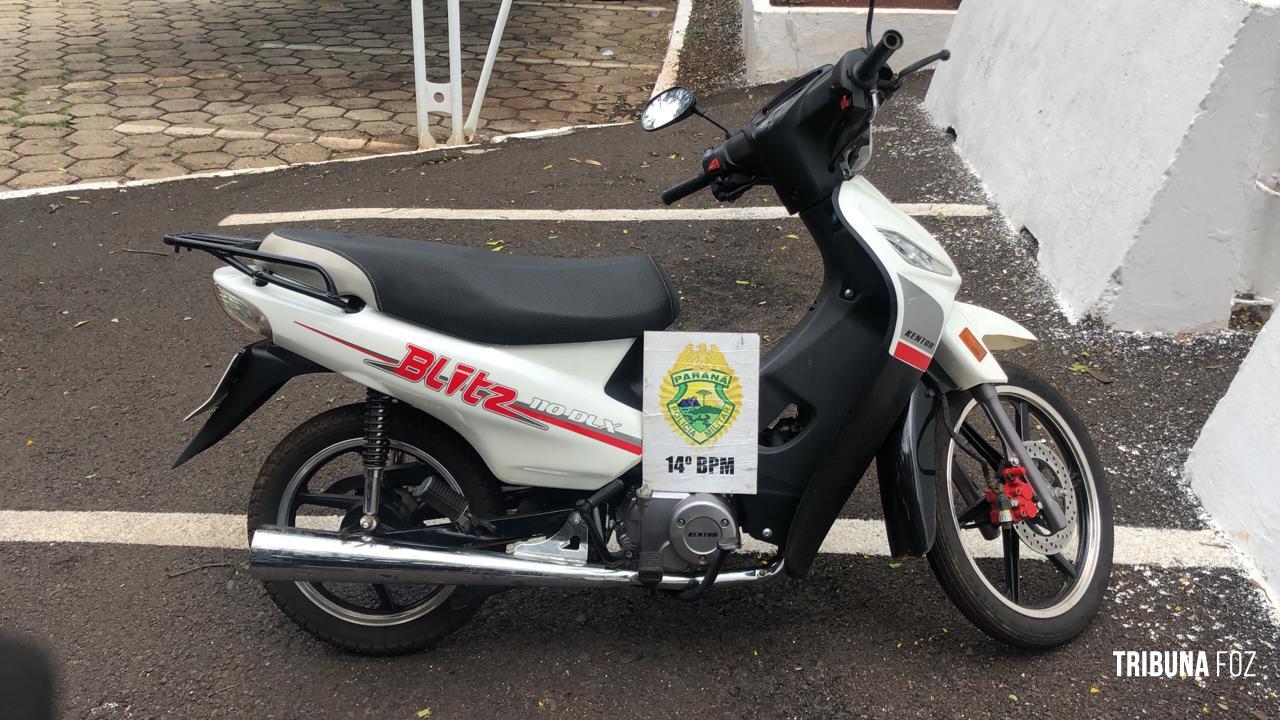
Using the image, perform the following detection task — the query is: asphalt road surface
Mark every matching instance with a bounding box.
[2,79,1278,719]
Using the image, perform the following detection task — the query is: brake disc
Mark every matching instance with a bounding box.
[1016,440,1077,555]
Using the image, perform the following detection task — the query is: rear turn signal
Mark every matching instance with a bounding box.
[214,284,273,340]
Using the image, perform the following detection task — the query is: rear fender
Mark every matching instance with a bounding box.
[173,341,327,467]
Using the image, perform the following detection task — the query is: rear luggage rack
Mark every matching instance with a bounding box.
[164,232,362,312]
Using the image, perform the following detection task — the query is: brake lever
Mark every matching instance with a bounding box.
[711,173,763,202]
[886,49,951,90]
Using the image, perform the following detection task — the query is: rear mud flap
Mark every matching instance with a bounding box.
[173,341,327,467]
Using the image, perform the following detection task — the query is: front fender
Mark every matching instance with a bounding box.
[934,302,1036,390]
[173,341,327,467]
[875,382,938,557]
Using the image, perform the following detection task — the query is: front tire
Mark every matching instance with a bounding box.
[247,403,502,655]
[926,364,1114,649]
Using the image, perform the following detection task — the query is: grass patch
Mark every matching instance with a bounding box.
[0,98,73,128]
[0,116,73,128]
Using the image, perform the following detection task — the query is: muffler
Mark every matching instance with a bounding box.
[249,525,783,591]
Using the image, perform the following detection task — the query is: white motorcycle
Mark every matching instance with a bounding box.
[169,10,1113,654]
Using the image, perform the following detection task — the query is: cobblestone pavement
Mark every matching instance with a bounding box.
[0,0,673,190]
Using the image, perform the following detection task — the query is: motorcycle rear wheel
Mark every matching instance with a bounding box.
[247,403,503,655]
[926,364,1114,649]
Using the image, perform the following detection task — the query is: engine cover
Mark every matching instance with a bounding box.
[668,494,738,567]
[620,492,740,577]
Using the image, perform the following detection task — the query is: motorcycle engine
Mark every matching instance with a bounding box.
[618,492,740,577]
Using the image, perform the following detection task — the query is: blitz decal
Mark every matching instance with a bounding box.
[294,323,642,455]
[366,343,543,429]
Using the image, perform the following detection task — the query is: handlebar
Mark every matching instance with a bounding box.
[852,30,903,87]
[660,170,716,205]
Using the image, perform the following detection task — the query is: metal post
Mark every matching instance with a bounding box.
[410,0,436,148]
[464,0,515,141]
[446,0,465,146]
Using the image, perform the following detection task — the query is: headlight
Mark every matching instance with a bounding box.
[878,228,953,276]
[214,285,272,339]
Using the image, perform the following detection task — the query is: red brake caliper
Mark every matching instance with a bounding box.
[985,465,1039,525]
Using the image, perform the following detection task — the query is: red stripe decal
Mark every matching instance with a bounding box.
[892,341,932,372]
[294,321,398,364]
[515,405,642,455]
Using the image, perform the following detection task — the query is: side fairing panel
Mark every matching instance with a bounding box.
[834,177,962,371]
[212,267,641,490]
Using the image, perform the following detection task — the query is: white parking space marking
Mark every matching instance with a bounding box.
[218,203,990,227]
[0,511,1237,568]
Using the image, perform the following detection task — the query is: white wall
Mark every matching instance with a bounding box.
[1187,319,1280,597]
[742,0,955,85]
[1104,6,1280,329]
[924,0,1280,331]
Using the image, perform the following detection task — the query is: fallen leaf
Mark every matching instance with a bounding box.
[1067,361,1088,375]
[1085,367,1114,384]
[542,164,553,170]
[734,279,751,285]
[583,159,602,166]
[1089,687,1099,695]
[110,318,119,324]
[25,439,34,446]
[73,320,89,328]
[485,240,502,245]
[416,709,432,718]
[887,562,902,569]
[490,244,505,252]
[784,233,799,239]
[1008,694,1018,702]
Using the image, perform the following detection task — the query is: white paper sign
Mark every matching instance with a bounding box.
[642,331,759,494]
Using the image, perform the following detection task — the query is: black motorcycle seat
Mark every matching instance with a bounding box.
[260,229,680,345]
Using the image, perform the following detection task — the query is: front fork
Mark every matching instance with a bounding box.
[971,384,1068,533]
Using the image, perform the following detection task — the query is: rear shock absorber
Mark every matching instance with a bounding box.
[360,389,393,531]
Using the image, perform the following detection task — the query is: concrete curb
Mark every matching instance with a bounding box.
[742,0,956,85]
[0,121,633,202]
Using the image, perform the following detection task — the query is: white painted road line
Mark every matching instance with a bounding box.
[651,0,691,98]
[0,512,1237,569]
[218,203,990,227]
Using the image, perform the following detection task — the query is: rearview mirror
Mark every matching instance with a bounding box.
[640,86,696,131]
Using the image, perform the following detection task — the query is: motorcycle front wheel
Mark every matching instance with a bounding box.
[926,364,1114,649]
[247,403,503,655]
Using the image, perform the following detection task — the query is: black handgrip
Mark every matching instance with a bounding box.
[660,171,716,205]
[852,30,903,87]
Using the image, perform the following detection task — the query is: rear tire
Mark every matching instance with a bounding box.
[248,403,503,655]
[926,364,1113,649]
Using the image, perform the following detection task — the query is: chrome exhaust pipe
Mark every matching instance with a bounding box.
[249,525,783,591]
